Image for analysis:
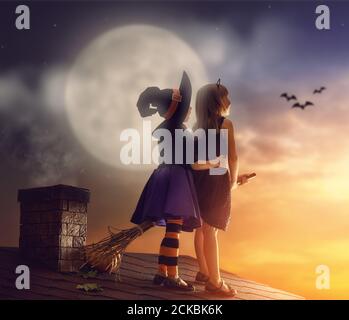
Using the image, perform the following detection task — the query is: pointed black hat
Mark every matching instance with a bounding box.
[136,71,192,131]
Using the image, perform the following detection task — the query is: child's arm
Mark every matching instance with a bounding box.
[190,127,220,170]
[191,160,219,170]
[222,119,239,189]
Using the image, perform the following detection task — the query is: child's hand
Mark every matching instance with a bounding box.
[238,174,248,185]
[210,159,221,168]
[191,158,221,170]
[230,180,238,190]
[237,173,254,185]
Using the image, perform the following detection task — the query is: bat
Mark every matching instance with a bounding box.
[237,172,257,185]
[304,101,314,107]
[313,86,326,94]
[280,93,297,101]
[292,102,304,109]
[292,101,314,110]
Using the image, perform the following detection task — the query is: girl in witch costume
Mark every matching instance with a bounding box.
[130,71,211,291]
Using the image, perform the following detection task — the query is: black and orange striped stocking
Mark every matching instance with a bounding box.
[158,218,183,278]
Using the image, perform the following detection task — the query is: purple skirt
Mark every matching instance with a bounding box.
[130,164,201,232]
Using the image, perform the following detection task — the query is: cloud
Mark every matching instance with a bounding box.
[40,67,68,114]
[231,69,349,178]
[183,17,323,98]
[0,67,82,186]
[0,71,35,110]
[175,16,349,183]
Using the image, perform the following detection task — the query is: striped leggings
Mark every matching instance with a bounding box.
[158,218,183,278]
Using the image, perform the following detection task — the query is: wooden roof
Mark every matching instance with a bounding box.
[0,247,303,300]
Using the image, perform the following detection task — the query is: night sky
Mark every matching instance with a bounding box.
[1,1,349,298]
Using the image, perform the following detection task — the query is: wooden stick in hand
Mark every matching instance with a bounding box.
[237,172,256,186]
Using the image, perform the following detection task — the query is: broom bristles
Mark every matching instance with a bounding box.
[81,221,155,274]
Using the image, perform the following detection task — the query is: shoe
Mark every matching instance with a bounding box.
[205,280,237,297]
[195,271,209,283]
[164,277,195,292]
[153,273,167,286]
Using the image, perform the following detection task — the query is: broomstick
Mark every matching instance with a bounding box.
[80,221,155,274]
[81,172,256,274]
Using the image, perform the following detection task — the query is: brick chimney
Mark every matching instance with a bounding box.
[18,184,90,272]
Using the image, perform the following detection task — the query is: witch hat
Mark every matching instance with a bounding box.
[136,71,192,131]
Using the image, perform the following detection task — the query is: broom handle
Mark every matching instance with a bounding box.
[237,172,256,185]
[139,220,156,233]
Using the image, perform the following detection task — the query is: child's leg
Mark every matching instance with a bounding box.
[157,259,167,277]
[158,217,183,279]
[194,227,209,276]
[202,222,221,284]
[202,222,236,294]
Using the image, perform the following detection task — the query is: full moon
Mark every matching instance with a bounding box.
[65,25,207,169]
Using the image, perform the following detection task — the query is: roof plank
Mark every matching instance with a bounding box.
[0,247,303,300]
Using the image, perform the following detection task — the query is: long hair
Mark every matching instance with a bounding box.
[194,83,228,131]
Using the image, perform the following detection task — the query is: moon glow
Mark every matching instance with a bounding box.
[65,25,207,169]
